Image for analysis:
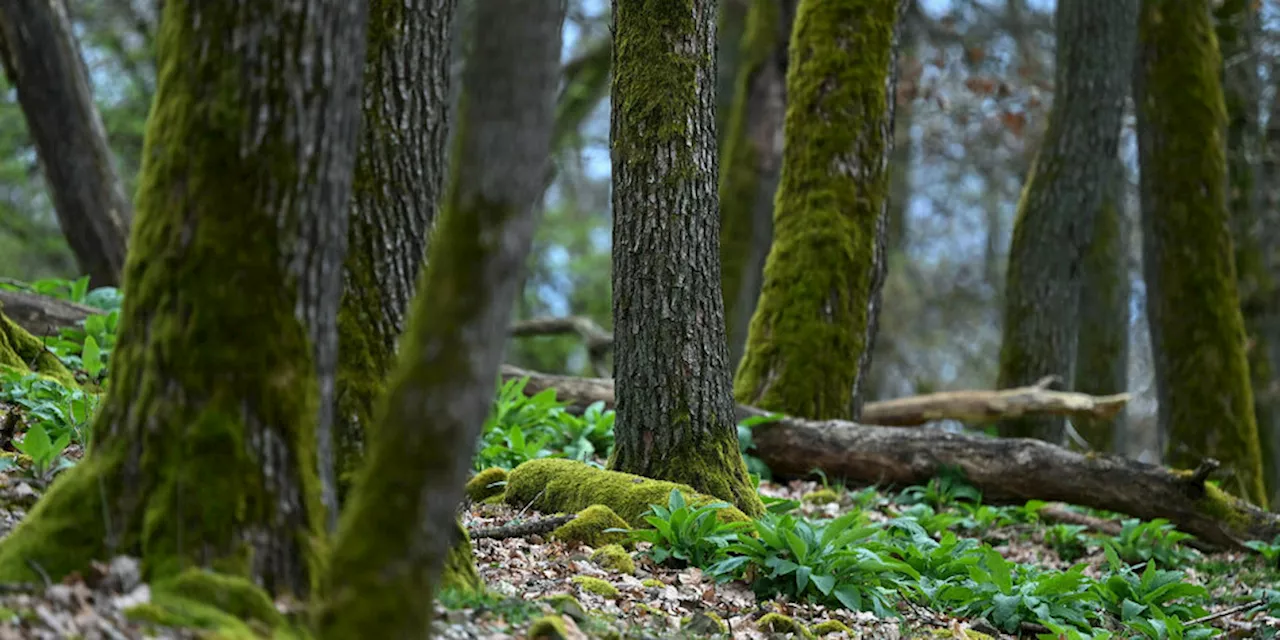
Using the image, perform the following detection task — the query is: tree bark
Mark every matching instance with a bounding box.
[1216,0,1279,509]
[609,0,763,518]
[995,0,1136,444]
[1258,35,1280,510]
[0,289,99,338]
[718,0,793,370]
[1071,162,1131,452]
[317,0,562,636]
[1135,0,1267,506]
[0,0,369,596]
[0,0,133,288]
[495,366,1279,551]
[733,0,904,421]
[332,0,458,513]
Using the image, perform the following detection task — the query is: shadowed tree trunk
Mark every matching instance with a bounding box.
[719,0,794,370]
[1071,161,1131,452]
[333,0,458,509]
[316,0,563,636]
[1135,0,1267,506]
[608,0,764,518]
[1216,0,1279,508]
[995,0,1137,445]
[1260,51,1280,509]
[0,0,132,288]
[0,0,369,594]
[733,0,905,421]
[717,0,750,144]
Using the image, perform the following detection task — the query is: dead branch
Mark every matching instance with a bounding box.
[469,514,577,540]
[509,316,613,377]
[858,375,1130,427]
[0,289,98,337]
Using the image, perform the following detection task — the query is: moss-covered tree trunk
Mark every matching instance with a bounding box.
[0,0,369,595]
[1259,52,1280,509]
[0,306,75,386]
[1071,162,1130,452]
[1216,0,1279,508]
[332,0,458,511]
[995,0,1137,444]
[732,0,904,421]
[316,1,563,636]
[719,0,794,370]
[1134,0,1267,506]
[716,0,750,145]
[0,0,132,288]
[608,0,764,518]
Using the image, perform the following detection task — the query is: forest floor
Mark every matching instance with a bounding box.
[0,445,1274,639]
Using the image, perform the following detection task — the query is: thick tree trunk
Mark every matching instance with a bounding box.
[1135,0,1267,506]
[609,0,763,518]
[718,0,793,370]
[317,1,562,636]
[0,0,132,288]
[995,0,1136,444]
[1259,46,1280,510]
[1216,0,1279,509]
[733,0,904,421]
[495,366,1279,551]
[0,0,369,596]
[1071,163,1131,452]
[716,0,751,145]
[332,0,458,512]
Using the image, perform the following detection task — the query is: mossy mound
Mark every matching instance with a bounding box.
[570,575,619,598]
[682,610,728,634]
[125,568,285,638]
[0,309,77,387]
[758,612,814,638]
[589,544,635,574]
[466,467,509,502]
[552,505,630,547]
[811,619,854,636]
[504,458,750,526]
[527,614,571,639]
[803,488,839,505]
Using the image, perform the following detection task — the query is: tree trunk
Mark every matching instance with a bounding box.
[609,0,763,518]
[1216,0,1279,509]
[995,0,1136,444]
[317,0,562,636]
[0,0,132,288]
[333,0,458,511]
[0,0,369,596]
[716,0,751,146]
[719,0,793,370]
[733,0,904,421]
[1134,0,1267,506]
[1071,161,1131,452]
[1259,41,1280,510]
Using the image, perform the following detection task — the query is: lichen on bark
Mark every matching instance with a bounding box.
[0,0,370,597]
[732,0,904,421]
[1134,0,1267,506]
[608,0,764,518]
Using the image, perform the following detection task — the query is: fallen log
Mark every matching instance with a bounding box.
[0,289,98,337]
[857,375,1129,427]
[500,365,1279,550]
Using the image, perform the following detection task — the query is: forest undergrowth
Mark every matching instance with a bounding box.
[0,276,1277,639]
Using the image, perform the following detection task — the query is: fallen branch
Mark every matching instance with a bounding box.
[469,514,577,540]
[858,375,1130,427]
[0,289,98,337]
[500,365,1279,550]
[509,316,613,377]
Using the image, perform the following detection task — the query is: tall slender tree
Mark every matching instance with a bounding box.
[719,0,794,369]
[0,0,369,592]
[1135,0,1266,506]
[608,0,764,517]
[733,0,905,421]
[317,0,564,635]
[0,0,132,287]
[995,0,1136,444]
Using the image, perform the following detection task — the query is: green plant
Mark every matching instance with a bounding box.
[1105,518,1199,567]
[937,550,1098,633]
[613,489,750,569]
[894,466,982,508]
[736,413,780,480]
[1045,524,1091,562]
[14,422,70,477]
[0,369,98,460]
[1094,547,1210,627]
[474,377,615,470]
[557,400,615,463]
[1245,535,1280,566]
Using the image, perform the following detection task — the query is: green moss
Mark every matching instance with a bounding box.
[442,519,484,593]
[682,610,728,634]
[466,467,509,502]
[504,458,752,526]
[570,575,620,598]
[733,0,900,420]
[810,620,854,636]
[802,488,839,505]
[527,615,571,640]
[1136,0,1267,506]
[641,578,664,588]
[757,612,814,638]
[552,505,631,548]
[0,308,77,387]
[589,544,636,574]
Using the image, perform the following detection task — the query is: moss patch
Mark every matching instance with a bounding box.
[570,575,620,598]
[466,467,509,502]
[589,544,636,575]
[0,308,77,387]
[802,488,839,505]
[757,612,814,638]
[526,614,571,640]
[811,619,854,636]
[551,505,630,548]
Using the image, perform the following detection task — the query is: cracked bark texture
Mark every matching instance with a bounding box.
[996,0,1137,444]
[608,0,764,518]
[0,0,132,288]
[317,0,563,636]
